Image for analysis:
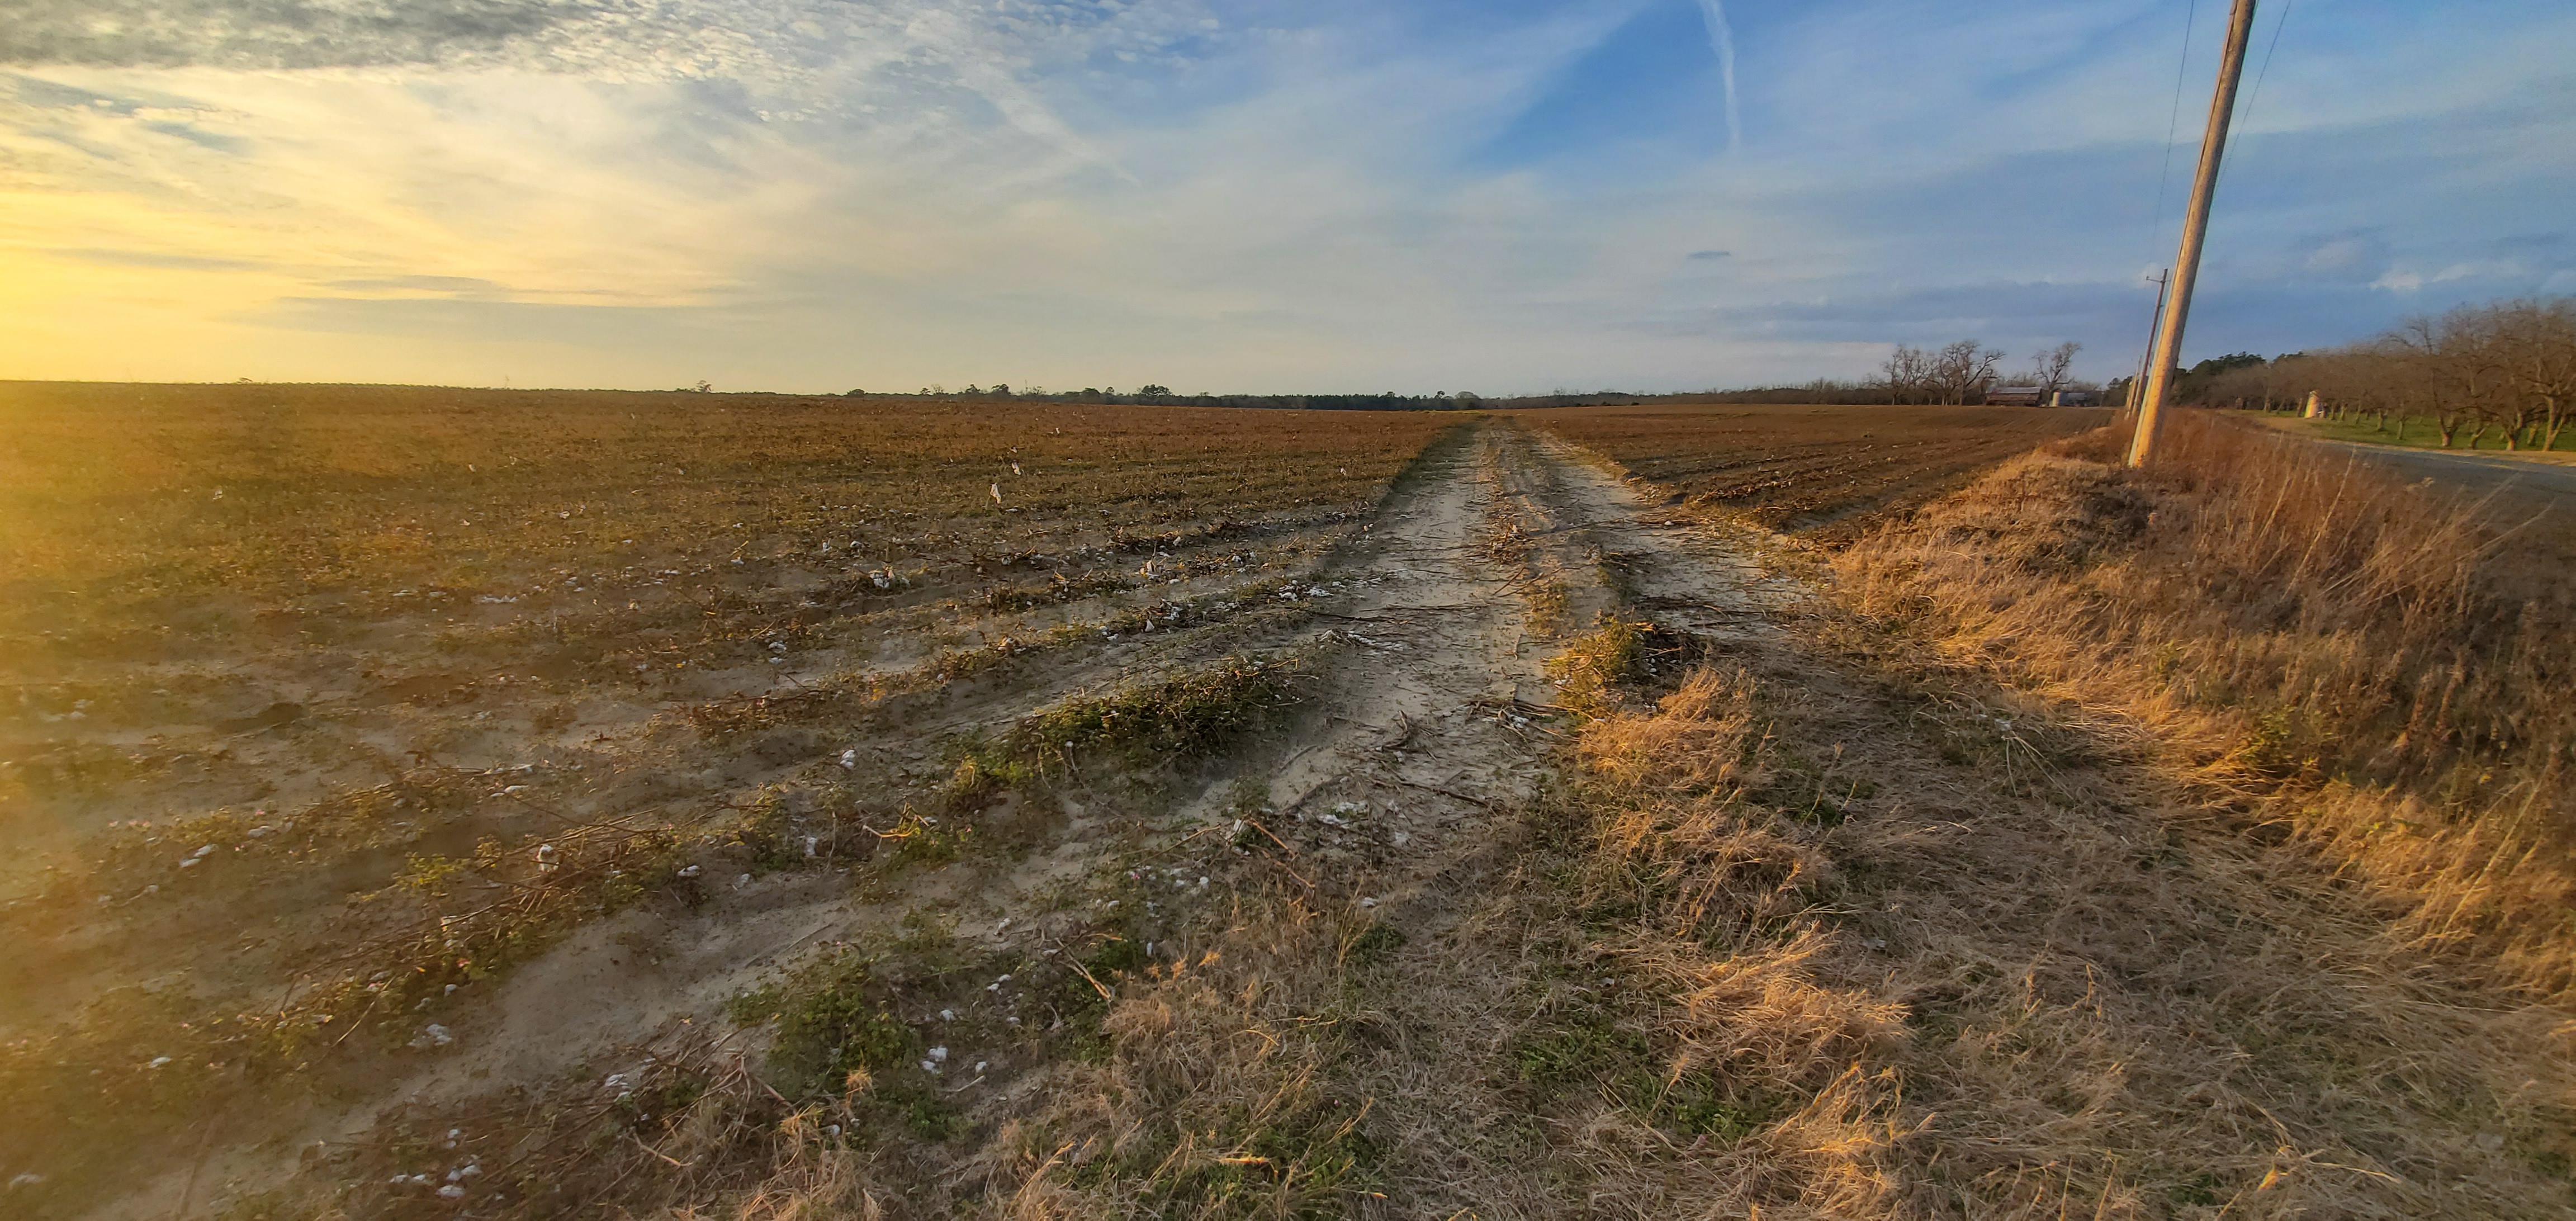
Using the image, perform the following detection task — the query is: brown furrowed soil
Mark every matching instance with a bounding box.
[3,394,2566,1220]
[0,383,1457,1217]
[1509,402,2109,542]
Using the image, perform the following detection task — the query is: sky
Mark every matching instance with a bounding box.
[2,0,2571,394]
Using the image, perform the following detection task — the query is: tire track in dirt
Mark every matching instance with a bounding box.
[1045,421,1809,1218]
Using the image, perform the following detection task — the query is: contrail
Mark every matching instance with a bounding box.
[1693,0,1741,154]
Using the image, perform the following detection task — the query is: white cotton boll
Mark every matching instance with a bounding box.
[840,749,858,768]
[928,1046,948,1062]
[438,1185,466,1199]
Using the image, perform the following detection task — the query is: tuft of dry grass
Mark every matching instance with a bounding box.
[1569,662,1908,1216]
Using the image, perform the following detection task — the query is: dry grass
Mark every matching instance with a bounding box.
[1559,648,2576,1218]
[1835,410,2576,998]
[1574,666,1911,1215]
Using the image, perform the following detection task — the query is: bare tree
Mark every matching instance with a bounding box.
[2186,296,2572,452]
[2493,299,2576,451]
[2026,342,2082,396]
[2400,310,2516,448]
[1875,344,1934,404]
[1930,339,2005,405]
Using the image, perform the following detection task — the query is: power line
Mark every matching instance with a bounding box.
[2212,0,2293,195]
[2148,0,2201,252]
[2239,0,2295,129]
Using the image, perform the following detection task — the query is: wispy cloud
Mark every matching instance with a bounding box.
[0,0,2570,390]
[1692,0,1739,154]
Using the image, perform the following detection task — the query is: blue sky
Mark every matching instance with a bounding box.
[2,0,2570,392]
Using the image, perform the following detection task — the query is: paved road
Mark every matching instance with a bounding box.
[2279,430,2576,607]
[2323,441,2576,500]
[2252,417,2576,501]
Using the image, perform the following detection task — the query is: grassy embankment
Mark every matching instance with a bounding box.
[1841,410,2575,996]
[1540,407,2576,1214]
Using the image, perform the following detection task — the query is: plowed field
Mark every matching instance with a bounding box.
[1512,401,2112,541]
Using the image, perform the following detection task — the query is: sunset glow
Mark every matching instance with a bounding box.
[6,1,2572,390]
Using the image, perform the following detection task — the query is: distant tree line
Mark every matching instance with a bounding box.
[2154,296,2575,451]
[833,385,1508,410]
[1689,340,2092,406]
[820,335,2116,413]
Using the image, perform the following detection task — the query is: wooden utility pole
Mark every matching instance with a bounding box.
[2128,0,2259,467]
[2129,268,2171,415]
